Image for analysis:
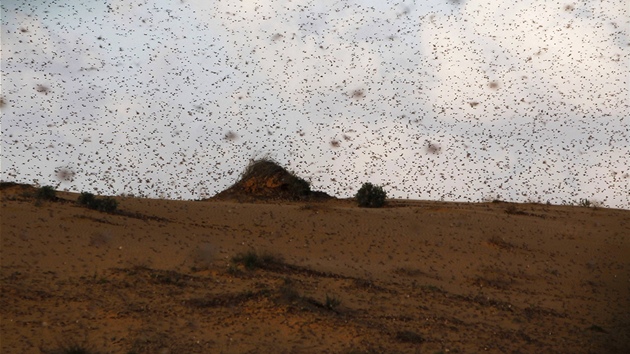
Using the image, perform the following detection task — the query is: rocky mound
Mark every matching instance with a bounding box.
[212,159,333,202]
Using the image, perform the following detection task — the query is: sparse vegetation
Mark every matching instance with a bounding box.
[471,275,512,290]
[57,346,94,354]
[96,197,118,212]
[36,185,57,200]
[187,289,267,309]
[393,266,426,277]
[504,204,546,218]
[504,204,523,215]
[578,198,592,208]
[78,192,118,212]
[419,284,443,292]
[395,330,424,344]
[230,250,284,270]
[278,278,301,303]
[355,182,387,208]
[564,198,605,209]
[191,243,215,271]
[487,236,518,250]
[325,293,341,310]
[226,263,242,275]
[89,231,112,247]
[78,191,96,206]
[587,324,607,333]
[43,341,101,354]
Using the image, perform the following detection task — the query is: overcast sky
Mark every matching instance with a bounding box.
[2,0,629,208]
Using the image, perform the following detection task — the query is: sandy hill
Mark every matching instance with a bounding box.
[1,181,629,353]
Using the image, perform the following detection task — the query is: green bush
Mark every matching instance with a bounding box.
[78,192,117,212]
[78,192,96,207]
[95,197,118,212]
[355,182,387,208]
[36,185,57,200]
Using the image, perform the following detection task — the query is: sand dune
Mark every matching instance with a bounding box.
[1,183,629,353]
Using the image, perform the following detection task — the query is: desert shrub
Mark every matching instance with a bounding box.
[587,324,607,333]
[57,344,94,354]
[577,198,592,208]
[78,192,117,212]
[325,294,341,310]
[43,340,101,354]
[276,277,301,303]
[78,192,96,207]
[395,330,424,344]
[36,185,57,200]
[95,197,118,212]
[232,250,263,270]
[231,250,283,270]
[355,182,387,208]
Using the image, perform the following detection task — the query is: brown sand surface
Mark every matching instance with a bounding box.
[1,184,629,353]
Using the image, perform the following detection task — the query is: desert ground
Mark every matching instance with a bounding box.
[1,181,629,353]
